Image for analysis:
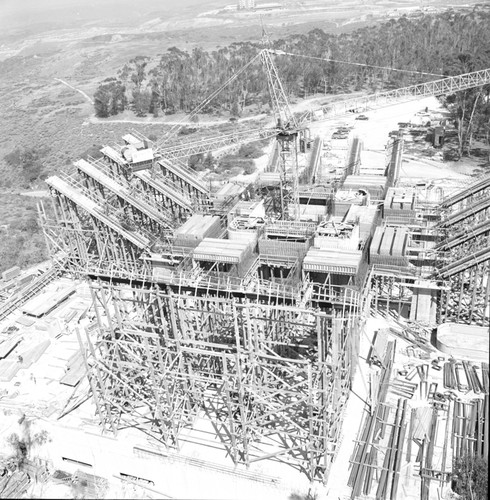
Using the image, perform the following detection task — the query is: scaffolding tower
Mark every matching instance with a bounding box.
[40,145,362,483]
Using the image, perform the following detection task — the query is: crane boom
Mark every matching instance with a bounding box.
[149,48,489,220]
[300,68,490,123]
[157,127,276,160]
[152,67,490,169]
[261,49,297,128]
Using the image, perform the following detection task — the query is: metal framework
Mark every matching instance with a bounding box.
[435,175,490,327]
[84,280,360,482]
[44,174,152,274]
[261,49,297,128]
[156,63,490,165]
[368,175,490,327]
[157,127,276,160]
[301,68,490,123]
[40,150,363,483]
[101,146,207,215]
[438,255,489,326]
[36,56,490,488]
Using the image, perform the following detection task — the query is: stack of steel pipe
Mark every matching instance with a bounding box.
[462,361,483,394]
[390,378,417,399]
[348,405,382,498]
[439,399,453,487]
[484,394,489,458]
[443,360,457,390]
[348,342,396,498]
[481,362,489,393]
[445,360,488,394]
[451,396,489,459]
[416,364,429,383]
[367,329,388,367]
[379,341,395,402]
[419,407,439,500]
[387,326,432,355]
[375,398,408,500]
[406,408,415,462]
[348,399,408,500]
[454,362,470,392]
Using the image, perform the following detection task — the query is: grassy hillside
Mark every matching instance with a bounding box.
[0,194,51,273]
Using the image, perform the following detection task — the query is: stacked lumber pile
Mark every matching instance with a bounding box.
[0,470,30,498]
[0,338,51,382]
[59,350,86,387]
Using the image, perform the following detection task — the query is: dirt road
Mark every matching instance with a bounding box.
[54,78,94,105]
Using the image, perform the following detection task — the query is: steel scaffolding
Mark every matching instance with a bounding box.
[40,149,363,483]
[436,175,490,327]
[83,280,360,482]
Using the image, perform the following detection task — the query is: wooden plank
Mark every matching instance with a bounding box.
[18,340,51,368]
[0,358,21,382]
[0,337,22,359]
[60,356,87,386]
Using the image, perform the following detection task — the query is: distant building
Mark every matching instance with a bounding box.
[255,3,283,11]
[238,0,255,9]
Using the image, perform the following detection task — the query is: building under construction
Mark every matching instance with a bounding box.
[39,141,363,482]
[37,62,490,485]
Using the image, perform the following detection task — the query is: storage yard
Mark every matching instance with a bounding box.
[0,58,489,499]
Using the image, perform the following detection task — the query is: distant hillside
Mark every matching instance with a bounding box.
[93,7,490,122]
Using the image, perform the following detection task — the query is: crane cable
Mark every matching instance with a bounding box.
[158,51,263,148]
[157,48,445,150]
[271,50,445,78]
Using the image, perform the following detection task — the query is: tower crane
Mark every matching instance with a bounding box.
[260,45,305,220]
[144,49,490,220]
[155,66,490,163]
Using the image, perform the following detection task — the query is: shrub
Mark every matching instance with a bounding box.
[3,147,49,185]
[238,143,263,159]
[452,455,488,500]
[80,144,103,161]
[178,126,197,136]
[243,161,257,175]
[188,153,205,170]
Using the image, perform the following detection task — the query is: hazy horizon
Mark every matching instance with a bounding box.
[0,0,227,32]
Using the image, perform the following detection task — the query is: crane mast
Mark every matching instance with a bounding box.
[261,48,302,220]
